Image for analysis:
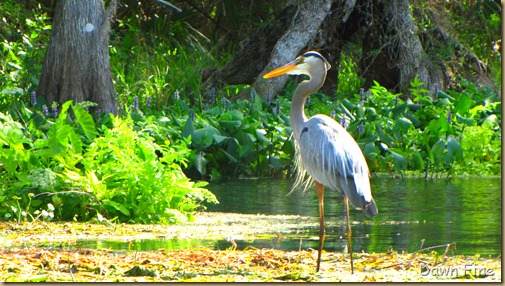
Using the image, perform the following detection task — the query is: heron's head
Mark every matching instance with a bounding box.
[263,51,331,79]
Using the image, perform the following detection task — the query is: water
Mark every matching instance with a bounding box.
[203,177,501,256]
[53,177,501,256]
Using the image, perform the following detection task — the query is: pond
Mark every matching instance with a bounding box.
[44,176,500,257]
[204,176,501,256]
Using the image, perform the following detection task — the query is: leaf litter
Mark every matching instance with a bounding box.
[0,212,501,282]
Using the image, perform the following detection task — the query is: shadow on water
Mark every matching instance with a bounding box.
[52,177,500,256]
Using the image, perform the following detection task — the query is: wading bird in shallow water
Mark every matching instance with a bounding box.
[263,51,378,273]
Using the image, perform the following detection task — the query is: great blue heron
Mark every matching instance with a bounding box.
[263,51,378,273]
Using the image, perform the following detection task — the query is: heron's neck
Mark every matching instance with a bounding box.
[290,72,325,139]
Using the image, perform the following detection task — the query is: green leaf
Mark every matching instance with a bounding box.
[227,109,244,121]
[47,124,72,155]
[407,150,425,171]
[391,104,407,118]
[182,116,194,138]
[220,148,238,163]
[437,90,455,101]
[220,120,242,132]
[67,128,83,154]
[454,92,473,115]
[363,142,376,157]
[104,200,131,216]
[389,148,407,172]
[431,139,446,164]
[59,101,72,119]
[376,125,394,147]
[213,134,228,145]
[73,103,97,141]
[194,153,207,175]
[339,102,355,121]
[225,138,240,160]
[341,99,356,111]
[406,103,421,112]
[193,124,219,148]
[436,98,452,107]
[455,114,475,126]
[446,135,463,162]
[255,129,271,145]
[395,117,413,132]
[403,112,421,127]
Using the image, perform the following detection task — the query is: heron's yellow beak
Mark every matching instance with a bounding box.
[263,60,299,79]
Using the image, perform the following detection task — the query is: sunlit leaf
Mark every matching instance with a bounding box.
[73,103,97,141]
[255,129,271,145]
[446,135,463,162]
[454,92,473,115]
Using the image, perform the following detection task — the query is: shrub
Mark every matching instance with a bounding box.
[0,101,217,223]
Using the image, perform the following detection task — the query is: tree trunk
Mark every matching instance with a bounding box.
[307,0,360,96]
[201,3,298,94]
[202,0,334,102]
[201,0,494,100]
[252,0,334,102]
[359,0,444,96]
[382,0,433,93]
[37,0,118,115]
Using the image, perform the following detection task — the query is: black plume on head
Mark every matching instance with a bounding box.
[302,51,331,70]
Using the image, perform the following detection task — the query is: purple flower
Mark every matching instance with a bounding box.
[42,105,49,116]
[30,91,37,106]
[359,88,365,102]
[330,110,336,119]
[358,123,365,134]
[340,114,348,129]
[221,98,227,110]
[174,90,180,101]
[146,96,152,108]
[208,88,216,105]
[51,105,58,118]
[251,89,257,101]
[133,96,139,110]
[446,110,452,123]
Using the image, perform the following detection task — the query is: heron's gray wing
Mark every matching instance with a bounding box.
[298,115,376,215]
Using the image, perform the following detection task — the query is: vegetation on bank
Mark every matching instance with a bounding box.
[0,2,501,223]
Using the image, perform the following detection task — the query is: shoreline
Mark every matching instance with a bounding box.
[0,212,501,282]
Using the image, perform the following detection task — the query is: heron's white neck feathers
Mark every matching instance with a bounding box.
[289,63,327,139]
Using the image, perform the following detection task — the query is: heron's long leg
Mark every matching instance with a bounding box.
[315,181,325,272]
[344,196,354,274]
